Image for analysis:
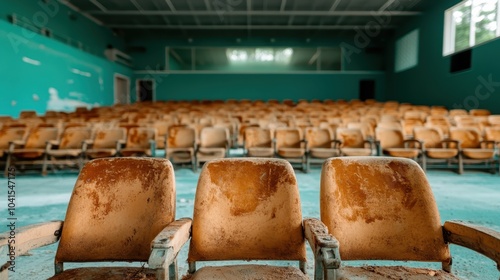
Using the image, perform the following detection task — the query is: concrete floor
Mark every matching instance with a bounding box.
[3,163,500,279]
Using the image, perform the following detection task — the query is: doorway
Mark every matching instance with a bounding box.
[359,80,375,101]
[136,79,155,102]
[114,74,130,105]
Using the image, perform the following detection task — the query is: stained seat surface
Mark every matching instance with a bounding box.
[185,265,308,280]
[337,266,459,280]
[385,148,420,158]
[48,267,157,280]
[426,148,458,159]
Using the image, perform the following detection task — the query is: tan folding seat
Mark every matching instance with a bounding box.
[449,127,496,174]
[83,127,126,160]
[336,128,376,157]
[274,127,308,172]
[152,120,176,149]
[488,115,500,127]
[244,127,274,157]
[183,158,339,280]
[470,109,491,116]
[237,122,260,148]
[165,125,197,171]
[426,115,452,137]
[414,127,460,173]
[4,127,58,176]
[377,121,403,131]
[195,127,230,168]
[346,122,375,140]
[214,122,237,148]
[0,158,191,279]
[120,127,157,157]
[448,109,468,118]
[375,127,421,159]
[320,157,500,279]
[19,110,38,118]
[305,127,340,170]
[44,127,92,174]
[0,127,27,159]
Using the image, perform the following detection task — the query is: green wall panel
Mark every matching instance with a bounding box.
[387,0,500,114]
[0,20,133,117]
[134,73,386,102]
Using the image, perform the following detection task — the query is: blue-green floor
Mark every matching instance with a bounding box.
[3,165,500,279]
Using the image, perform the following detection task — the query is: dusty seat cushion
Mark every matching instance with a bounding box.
[86,149,117,158]
[462,148,495,159]
[120,148,152,157]
[426,148,458,159]
[338,265,459,280]
[48,267,157,280]
[341,148,372,156]
[247,147,274,157]
[11,149,45,158]
[48,149,82,157]
[277,148,305,158]
[185,265,307,280]
[197,148,226,160]
[385,148,420,158]
[310,148,340,159]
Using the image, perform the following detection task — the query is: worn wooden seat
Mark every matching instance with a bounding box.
[0,158,191,280]
[274,128,308,172]
[244,127,274,157]
[184,158,339,280]
[320,157,500,279]
[120,127,157,157]
[4,127,58,175]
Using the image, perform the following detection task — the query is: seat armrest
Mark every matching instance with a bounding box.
[7,141,25,152]
[82,140,94,151]
[403,139,423,149]
[443,220,500,269]
[0,220,63,272]
[479,140,496,149]
[46,140,60,151]
[116,139,126,151]
[149,139,157,157]
[363,139,376,150]
[148,218,192,269]
[304,218,341,280]
[300,139,308,150]
[441,139,460,149]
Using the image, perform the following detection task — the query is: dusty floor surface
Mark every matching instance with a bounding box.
[2,163,499,279]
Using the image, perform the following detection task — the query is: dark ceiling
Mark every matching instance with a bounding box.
[63,0,435,40]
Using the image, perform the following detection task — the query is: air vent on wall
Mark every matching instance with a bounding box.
[105,47,132,66]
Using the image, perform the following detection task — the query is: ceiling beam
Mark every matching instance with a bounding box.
[204,0,212,10]
[280,0,287,11]
[379,0,397,11]
[165,0,177,11]
[329,0,342,11]
[89,0,107,11]
[108,24,397,30]
[186,0,201,25]
[88,10,421,16]
[58,0,103,26]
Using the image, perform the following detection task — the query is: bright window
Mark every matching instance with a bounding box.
[395,29,420,73]
[444,0,500,55]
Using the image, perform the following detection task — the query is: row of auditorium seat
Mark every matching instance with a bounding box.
[2,157,498,279]
[1,100,499,175]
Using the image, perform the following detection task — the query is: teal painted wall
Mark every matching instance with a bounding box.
[134,73,385,102]
[0,2,133,117]
[130,37,387,101]
[0,0,125,57]
[387,0,500,114]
